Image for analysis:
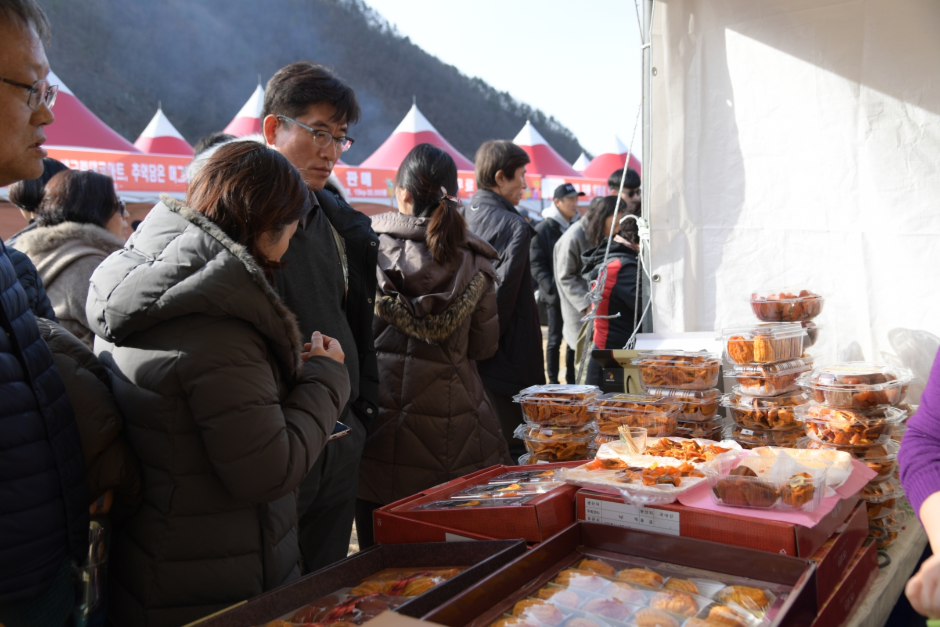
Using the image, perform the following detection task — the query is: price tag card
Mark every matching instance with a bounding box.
[583,498,681,536]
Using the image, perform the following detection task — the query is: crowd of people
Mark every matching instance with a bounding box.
[0,1,639,625]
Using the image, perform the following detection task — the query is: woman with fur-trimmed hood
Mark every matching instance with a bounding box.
[13,169,130,348]
[85,142,350,627]
[356,144,511,544]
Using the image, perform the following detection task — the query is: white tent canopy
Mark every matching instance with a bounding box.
[648,0,940,365]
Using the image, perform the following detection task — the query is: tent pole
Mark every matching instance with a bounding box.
[641,0,654,333]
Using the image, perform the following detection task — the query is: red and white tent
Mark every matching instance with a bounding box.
[224,84,264,137]
[582,135,641,180]
[45,70,139,152]
[572,152,591,172]
[360,104,474,171]
[134,107,193,156]
[512,121,581,178]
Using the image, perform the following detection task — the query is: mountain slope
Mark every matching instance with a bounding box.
[38,0,584,164]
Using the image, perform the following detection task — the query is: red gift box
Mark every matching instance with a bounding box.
[812,541,879,627]
[576,488,860,556]
[808,503,869,608]
[376,463,582,544]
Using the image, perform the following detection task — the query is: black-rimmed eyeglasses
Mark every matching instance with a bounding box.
[0,77,58,111]
[276,115,354,153]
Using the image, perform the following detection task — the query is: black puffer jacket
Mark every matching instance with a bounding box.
[0,241,88,603]
[529,212,565,306]
[5,246,56,320]
[459,189,545,396]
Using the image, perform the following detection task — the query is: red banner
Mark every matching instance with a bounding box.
[45,147,191,193]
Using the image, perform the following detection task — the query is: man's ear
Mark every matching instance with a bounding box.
[494,169,507,187]
[262,115,280,147]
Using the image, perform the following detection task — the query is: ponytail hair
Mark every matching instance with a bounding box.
[395,143,467,263]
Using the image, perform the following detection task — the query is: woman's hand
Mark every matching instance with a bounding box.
[907,554,940,618]
[89,489,114,516]
[301,331,345,364]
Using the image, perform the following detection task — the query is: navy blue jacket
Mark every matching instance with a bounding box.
[0,240,88,603]
[5,247,56,321]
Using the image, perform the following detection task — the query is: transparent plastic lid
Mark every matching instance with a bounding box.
[728,358,814,378]
[750,289,825,322]
[513,423,598,443]
[644,387,721,406]
[720,321,806,340]
[513,384,601,404]
[799,362,914,392]
[795,403,908,427]
[592,393,679,411]
[798,436,900,460]
[878,509,909,531]
[722,388,810,410]
[631,350,721,366]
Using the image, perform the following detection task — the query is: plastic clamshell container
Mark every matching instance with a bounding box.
[645,386,721,421]
[722,388,809,431]
[590,393,680,436]
[797,403,906,447]
[722,322,806,365]
[798,437,900,483]
[728,358,814,396]
[749,289,825,322]
[675,420,723,440]
[518,449,598,465]
[748,446,853,475]
[727,423,805,449]
[632,351,721,391]
[706,453,826,512]
[448,482,565,500]
[861,477,902,502]
[798,362,914,409]
[869,509,909,549]
[410,497,535,510]
[486,469,563,485]
[514,424,598,463]
[513,384,601,427]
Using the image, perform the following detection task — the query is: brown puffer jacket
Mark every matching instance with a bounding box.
[14,221,124,348]
[85,198,351,627]
[36,317,141,518]
[359,212,511,505]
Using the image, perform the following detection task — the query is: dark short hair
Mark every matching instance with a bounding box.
[474,140,530,190]
[585,195,641,247]
[396,143,466,263]
[187,141,311,272]
[608,168,640,190]
[261,62,360,125]
[0,0,50,41]
[8,157,68,212]
[36,170,119,228]
[193,132,236,157]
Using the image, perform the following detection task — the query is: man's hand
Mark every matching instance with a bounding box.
[301,331,345,364]
[908,553,940,618]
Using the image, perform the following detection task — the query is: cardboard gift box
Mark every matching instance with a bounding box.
[189,540,526,626]
[422,521,819,627]
[575,488,860,557]
[376,463,583,544]
[808,503,869,608]
[375,511,502,545]
[812,541,879,627]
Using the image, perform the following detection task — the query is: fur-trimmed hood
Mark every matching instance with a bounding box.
[86,195,305,377]
[371,212,498,332]
[14,221,124,286]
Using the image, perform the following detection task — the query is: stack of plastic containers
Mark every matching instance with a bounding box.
[795,362,914,548]
[719,322,811,449]
[512,384,601,465]
[629,351,723,441]
[589,392,682,447]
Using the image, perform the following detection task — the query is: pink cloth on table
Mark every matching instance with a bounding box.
[676,459,876,527]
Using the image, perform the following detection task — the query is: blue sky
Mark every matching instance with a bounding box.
[363,0,645,158]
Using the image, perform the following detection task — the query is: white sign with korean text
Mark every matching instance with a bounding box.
[583,498,681,536]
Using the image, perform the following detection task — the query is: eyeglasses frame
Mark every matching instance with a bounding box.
[276,115,354,153]
[0,76,58,111]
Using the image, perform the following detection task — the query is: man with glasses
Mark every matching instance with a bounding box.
[261,62,379,572]
[0,1,90,625]
[608,167,641,210]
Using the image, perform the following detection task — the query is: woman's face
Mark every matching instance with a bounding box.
[105,200,132,241]
[495,166,527,206]
[257,220,299,262]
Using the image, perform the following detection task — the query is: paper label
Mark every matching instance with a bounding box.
[741,429,755,436]
[582,498,681,536]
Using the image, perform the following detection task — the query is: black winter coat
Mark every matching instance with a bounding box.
[459,189,545,396]
[5,246,56,321]
[581,239,641,350]
[0,240,88,603]
[316,189,380,430]
[530,216,564,306]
